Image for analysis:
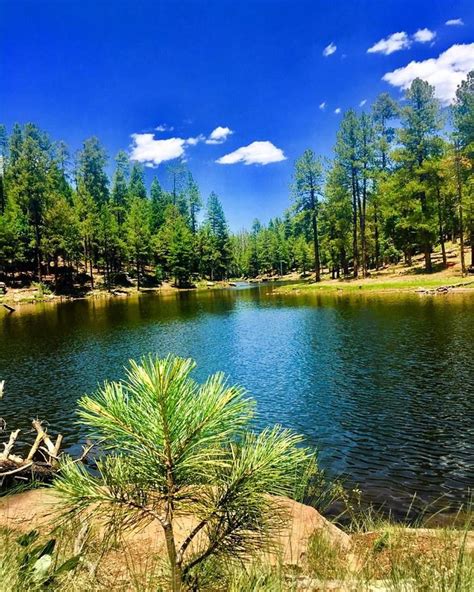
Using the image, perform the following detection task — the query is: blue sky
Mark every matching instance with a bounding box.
[1,0,473,229]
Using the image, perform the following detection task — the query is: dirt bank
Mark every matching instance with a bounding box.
[0,488,349,568]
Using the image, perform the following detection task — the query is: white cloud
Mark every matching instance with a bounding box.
[155,124,174,132]
[334,107,341,114]
[205,126,233,144]
[382,43,474,105]
[216,141,286,165]
[186,134,205,146]
[368,31,411,55]
[323,42,337,57]
[319,101,326,110]
[359,99,367,107]
[446,18,464,26]
[130,133,202,166]
[413,28,436,43]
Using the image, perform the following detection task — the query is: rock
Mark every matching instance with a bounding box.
[0,490,349,566]
[271,496,350,565]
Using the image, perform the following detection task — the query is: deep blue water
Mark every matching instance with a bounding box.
[1,286,473,515]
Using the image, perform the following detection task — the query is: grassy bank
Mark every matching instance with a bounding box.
[275,275,474,295]
[273,243,474,295]
[0,494,472,591]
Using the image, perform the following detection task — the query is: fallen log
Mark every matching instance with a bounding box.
[415,280,474,295]
[1,429,20,460]
[0,420,65,486]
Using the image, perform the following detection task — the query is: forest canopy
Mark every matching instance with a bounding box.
[0,73,472,291]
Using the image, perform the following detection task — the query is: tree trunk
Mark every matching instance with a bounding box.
[88,239,94,290]
[419,190,432,273]
[136,253,140,291]
[471,228,474,269]
[436,186,447,268]
[358,173,367,277]
[54,255,59,290]
[351,170,359,278]
[374,201,380,270]
[424,243,432,273]
[34,223,42,282]
[341,247,349,277]
[163,521,183,592]
[311,209,321,282]
[404,249,412,266]
[0,176,5,215]
[455,146,466,276]
[459,206,466,276]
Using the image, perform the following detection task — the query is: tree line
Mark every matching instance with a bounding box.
[286,73,473,280]
[0,73,472,291]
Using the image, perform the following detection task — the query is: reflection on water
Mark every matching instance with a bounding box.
[1,287,473,516]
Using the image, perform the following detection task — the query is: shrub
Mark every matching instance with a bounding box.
[54,355,315,591]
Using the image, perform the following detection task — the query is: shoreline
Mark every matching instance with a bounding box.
[1,263,474,310]
[274,276,474,296]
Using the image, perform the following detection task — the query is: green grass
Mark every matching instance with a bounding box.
[0,512,472,591]
[276,275,474,294]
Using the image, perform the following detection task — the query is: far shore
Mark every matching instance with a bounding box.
[1,247,474,310]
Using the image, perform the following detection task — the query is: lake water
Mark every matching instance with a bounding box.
[1,285,473,517]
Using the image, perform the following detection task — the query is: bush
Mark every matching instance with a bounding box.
[32,282,52,298]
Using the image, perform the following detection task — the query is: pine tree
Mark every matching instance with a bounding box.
[129,162,147,200]
[397,78,442,271]
[111,151,130,225]
[292,149,323,281]
[187,172,202,234]
[76,138,109,284]
[452,70,474,268]
[372,93,399,268]
[205,192,230,280]
[321,162,352,277]
[9,124,53,281]
[335,111,361,277]
[358,113,375,275]
[157,205,193,287]
[150,177,173,231]
[74,181,98,289]
[76,137,109,205]
[125,196,151,290]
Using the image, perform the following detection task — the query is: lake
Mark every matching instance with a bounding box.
[1,285,473,517]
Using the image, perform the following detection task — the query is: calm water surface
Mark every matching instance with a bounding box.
[1,286,473,516]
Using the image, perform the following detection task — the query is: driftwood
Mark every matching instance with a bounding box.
[415,280,474,295]
[0,419,65,486]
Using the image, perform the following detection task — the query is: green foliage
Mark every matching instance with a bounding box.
[76,137,109,205]
[156,205,194,287]
[125,196,152,289]
[111,150,130,225]
[0,71,472,288]
[128,162,147,200]
[292,149,323,279]
[54,354,315,591]
[0,528,81,591]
